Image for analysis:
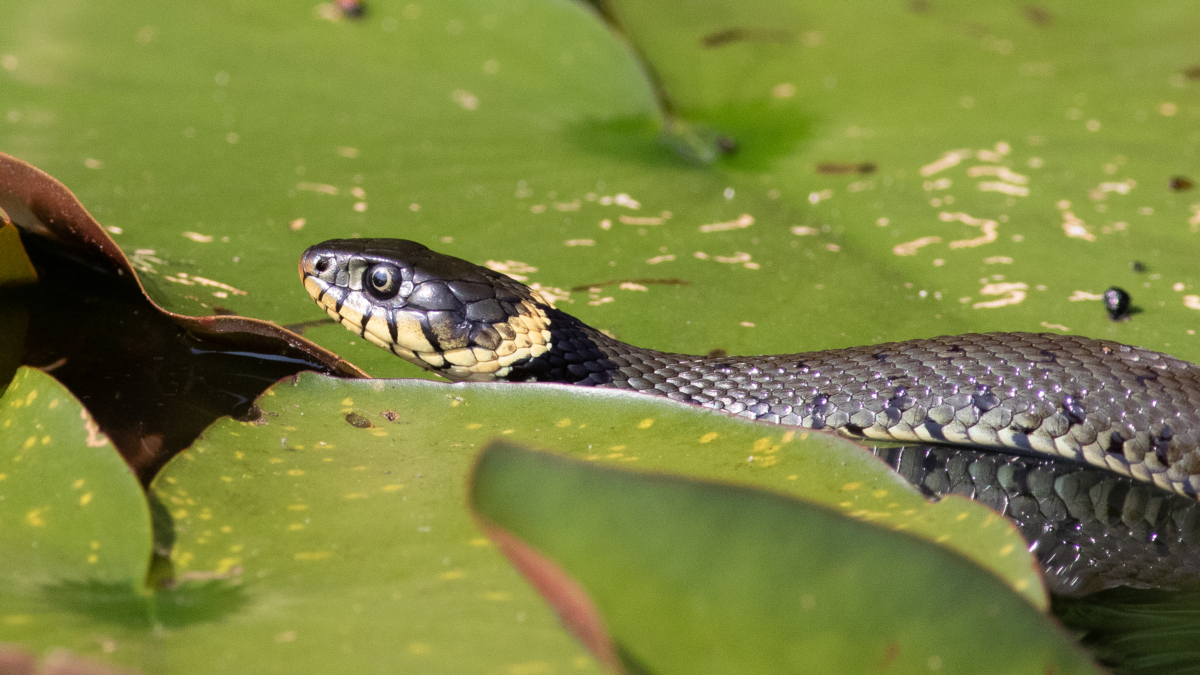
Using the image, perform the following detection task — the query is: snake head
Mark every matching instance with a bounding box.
[299,238,553,381]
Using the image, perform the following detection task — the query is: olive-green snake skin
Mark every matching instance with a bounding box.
[299,238,1200,594]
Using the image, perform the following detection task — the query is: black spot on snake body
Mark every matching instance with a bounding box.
[1155,426,1175,465]
[809,394,832,429]
[1063,394,1087,425]
[972,384,1000,412]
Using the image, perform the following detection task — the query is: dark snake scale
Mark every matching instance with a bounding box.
[300,238,1200,502]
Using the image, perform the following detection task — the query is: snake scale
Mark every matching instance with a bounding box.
[300,238,1200,500]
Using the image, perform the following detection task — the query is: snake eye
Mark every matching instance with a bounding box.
[364,263,402,299]
[313,257,331,273]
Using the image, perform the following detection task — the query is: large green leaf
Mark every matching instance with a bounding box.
[0,367,155,665]
[2,0,1197,380]
[1,372,1046,672]
[471,442,1102,675]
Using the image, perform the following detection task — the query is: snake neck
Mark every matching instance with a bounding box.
[501,306,681,386]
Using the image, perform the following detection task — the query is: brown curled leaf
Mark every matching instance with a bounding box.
[0,151,366,378]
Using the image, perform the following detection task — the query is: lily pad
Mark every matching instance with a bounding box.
[51,370,1038,673]
[0,222,36,289]
[0,367,154,663]
[470,442,1103,675]
[2,0,1198,382]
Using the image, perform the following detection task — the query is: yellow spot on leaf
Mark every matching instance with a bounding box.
[48,399,59,409]
[507,662,551,675]
[408,643,430,655]
[269,458,284,464]
[24,390,37,405]
[234,451,245,460]
[90,541,100,550]
[698,432,719,443]
[3,615,31,625]
[216,558,241,574]
[165,476,177,484]
[287,504,308,511]
[841,482,862,491]
[466,423,483,429]
[220,476,233,482]
[999,544,1014,556]
[555,418,572,427]
[637,418,654,429]
[87,554,99,564]
[295,551,332,561]
[439,570,466,580]
[1014,579,1029,591]
[344,493,369,499]
[79,492,93,506]
[381,484,404,492]
[0,474,6,481]
[501,429,514,434]
[173,510,188,519]
[26,508,46,527]
[72,479,85,489]
[469,538,491,547]
[872,490,888,499]
[40,435,49,445]
[482,591,511,601]
[787,475,798,480]
[23,436,36,449]
[288,523,305,531]
[781,430,795,443]
[936,534,951,543]
[340,397,354,406]
[956,512,970,521]
[351,466,366,471]
[175,551,194,568]
[230,544,243,552]
[287,469,305,476]
[220,525,232,533]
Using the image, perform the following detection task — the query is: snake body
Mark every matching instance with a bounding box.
[299,238,1200,500]
[869,444,1200,595]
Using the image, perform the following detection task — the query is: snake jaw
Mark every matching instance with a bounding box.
[300,239,554,381]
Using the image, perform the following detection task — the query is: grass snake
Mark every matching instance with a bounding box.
[299,238,1200,594]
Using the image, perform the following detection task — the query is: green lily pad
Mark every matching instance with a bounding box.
[0,367,148,587]
[0,222,36,289]
[3,0,1198,383]
[470,442,1103,675]
[0,367,154,662]
[3,370,1038,673]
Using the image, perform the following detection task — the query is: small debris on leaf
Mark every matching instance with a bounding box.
[816,162,877,175]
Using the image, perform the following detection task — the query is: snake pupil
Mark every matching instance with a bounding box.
[365,264,400,299]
